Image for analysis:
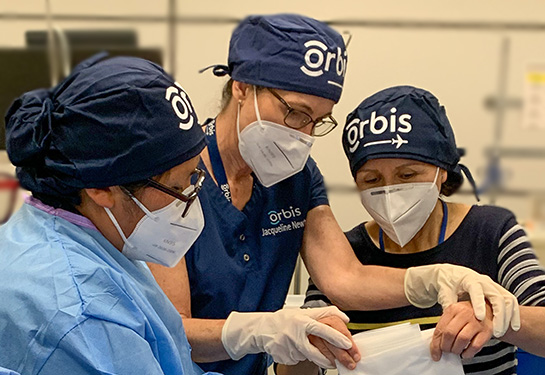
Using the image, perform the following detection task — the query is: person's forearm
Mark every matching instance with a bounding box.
[316,262,409,311]
[301,206,409,311]
[148,260,230,362]
[182,317,230,362]
[276,361,320,375]
[500,306,545,357]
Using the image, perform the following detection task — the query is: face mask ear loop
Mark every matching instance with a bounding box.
[236,100,243,142]
[429,167,441,191]
[128,195,160,222]
[253,86,263,124]
[104,207,135,249]
[236,97,259,175]
[121,187,159,222]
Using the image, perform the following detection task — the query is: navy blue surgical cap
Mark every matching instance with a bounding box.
[206,14,347,103]
[343,85,478,197]
[5,53,206,198]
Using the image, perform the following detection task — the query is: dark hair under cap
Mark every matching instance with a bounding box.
[5,53,206,201]
[203,13,347,103]
[342,85,478,198]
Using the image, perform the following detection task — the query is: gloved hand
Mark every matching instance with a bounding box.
[404,263,521,337]
[221,306,353,368]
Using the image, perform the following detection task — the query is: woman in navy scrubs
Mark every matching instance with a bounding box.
[150,14,521,375]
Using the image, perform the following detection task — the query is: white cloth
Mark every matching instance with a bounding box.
[337,324,464,375]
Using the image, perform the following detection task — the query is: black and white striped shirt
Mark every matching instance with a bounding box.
[304,205,545,375]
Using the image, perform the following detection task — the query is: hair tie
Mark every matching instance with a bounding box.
[199,64,231,77]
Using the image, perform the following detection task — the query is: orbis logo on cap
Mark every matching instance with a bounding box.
[300,40,347,88]
[165,82,195,130]
[346,107,412,153]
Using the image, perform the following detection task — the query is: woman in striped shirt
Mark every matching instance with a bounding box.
[280,85,545,375]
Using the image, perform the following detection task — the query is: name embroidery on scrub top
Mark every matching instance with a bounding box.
[262,205,305,237]
[205,119,232,202]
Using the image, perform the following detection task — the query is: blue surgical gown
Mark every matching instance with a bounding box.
[0,199,221,375]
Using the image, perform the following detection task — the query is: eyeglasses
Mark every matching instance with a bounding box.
[267,88,338,137]
[126,168,206,218]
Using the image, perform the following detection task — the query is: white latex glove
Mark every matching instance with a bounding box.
[404,264,521,337]
[221,306,353,368]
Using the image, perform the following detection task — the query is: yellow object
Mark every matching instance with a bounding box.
[347,316,441,331]
[526,72,545,84]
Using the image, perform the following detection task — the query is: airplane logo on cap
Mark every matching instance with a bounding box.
[345,108,413,153]
[165,82,195,130]
[364,134,408,149]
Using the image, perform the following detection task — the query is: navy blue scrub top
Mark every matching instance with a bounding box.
[185,124,329,375]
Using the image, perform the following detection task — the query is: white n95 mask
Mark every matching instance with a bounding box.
[105,192,204,267]
[360,168,440,248]
[237,87,314,188]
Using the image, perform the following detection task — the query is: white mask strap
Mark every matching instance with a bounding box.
[430,167,440,190]
[127,194,159,221]
[236,100,242,141]
[104,207,134,249]
[253,86,263,123]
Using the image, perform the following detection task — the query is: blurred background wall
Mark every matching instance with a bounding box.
[1,0,545,293]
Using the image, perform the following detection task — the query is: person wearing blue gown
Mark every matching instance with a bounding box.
[0,54,221,375]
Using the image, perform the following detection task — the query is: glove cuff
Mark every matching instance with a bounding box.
[221,311,241,360]
[222,311,266,360]
[404,266,438,309]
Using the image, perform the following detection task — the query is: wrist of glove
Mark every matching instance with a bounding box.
[221,306,353,368]
[404,263,521,337]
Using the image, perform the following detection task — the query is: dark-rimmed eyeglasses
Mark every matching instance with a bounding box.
[267,88,338,137]
[124,168,206,218]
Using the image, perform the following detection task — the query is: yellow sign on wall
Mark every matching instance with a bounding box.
[523,63,545,129]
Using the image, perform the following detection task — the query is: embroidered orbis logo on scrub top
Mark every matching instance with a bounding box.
[165,82,195,130]
[268,206,302,225]
[300,40,347,89]
[345,107,412,153]
[262,206,305,237]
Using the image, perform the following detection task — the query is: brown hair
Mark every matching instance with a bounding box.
[440,171,463,196]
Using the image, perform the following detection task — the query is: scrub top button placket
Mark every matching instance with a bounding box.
[239,230,249,263]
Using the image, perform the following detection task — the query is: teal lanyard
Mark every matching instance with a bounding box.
[379,200,448,251]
